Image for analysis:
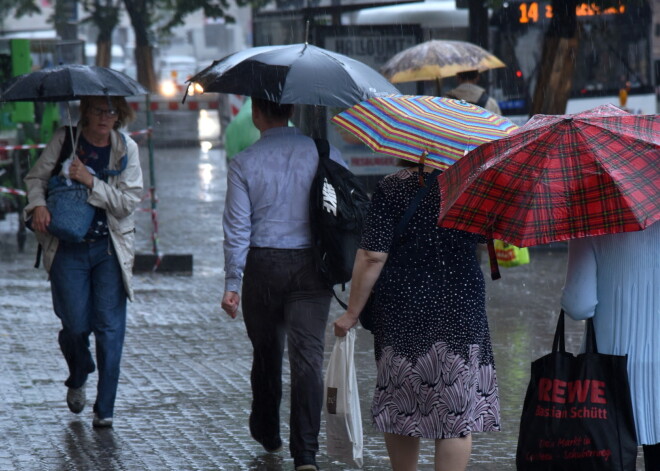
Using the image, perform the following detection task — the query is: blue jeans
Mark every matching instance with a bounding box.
[242,247,331,463]
[50,237,127,419]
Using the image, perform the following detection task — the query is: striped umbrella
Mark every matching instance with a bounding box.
[437,104,660,247]
[331,95,518,170]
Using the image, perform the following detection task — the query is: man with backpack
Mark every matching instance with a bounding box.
[445,69,502,115]
[220,97,347,471]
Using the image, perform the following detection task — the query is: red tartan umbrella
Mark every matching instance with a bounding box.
[437,104,660,248]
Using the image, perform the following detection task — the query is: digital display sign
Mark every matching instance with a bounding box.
[517,2,626,23]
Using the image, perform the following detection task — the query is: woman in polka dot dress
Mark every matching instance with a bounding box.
[334,162,501,471]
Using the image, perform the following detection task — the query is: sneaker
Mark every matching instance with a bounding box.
[295,465,319,471]
[92,414,113,428]
[66,386,86,414]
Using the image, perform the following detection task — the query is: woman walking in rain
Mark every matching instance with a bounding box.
[24,95,143,428]
[334,159,501,471]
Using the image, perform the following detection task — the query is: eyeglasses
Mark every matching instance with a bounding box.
[90,107,119,118]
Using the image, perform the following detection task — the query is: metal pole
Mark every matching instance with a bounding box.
[145,94,159,256]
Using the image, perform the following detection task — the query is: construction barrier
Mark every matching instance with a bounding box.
[126,95,219,112]
[0,127,153,208]
[0,128,152,152]
[0,186,26,196]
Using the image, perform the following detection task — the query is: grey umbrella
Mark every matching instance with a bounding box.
[0,64,148,102]
[187,43,400,108]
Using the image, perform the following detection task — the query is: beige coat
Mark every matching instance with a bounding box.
[445,82,502,115]
[23,125,143,301]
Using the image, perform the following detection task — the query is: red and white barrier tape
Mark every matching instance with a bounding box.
[0,128,152,152]
[0,143,46,151]
[128,100,219,112]
[0,186,26,196]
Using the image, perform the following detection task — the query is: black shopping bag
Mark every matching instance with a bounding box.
[516,310,638,471]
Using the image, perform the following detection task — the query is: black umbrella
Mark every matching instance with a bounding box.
[187,43,400,108]
[0,64,148,102]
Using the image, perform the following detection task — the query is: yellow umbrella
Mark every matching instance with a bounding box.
[381,39,506,83]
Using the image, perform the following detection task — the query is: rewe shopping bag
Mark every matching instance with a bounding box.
[516,310,637,471]
[324,329,363,468]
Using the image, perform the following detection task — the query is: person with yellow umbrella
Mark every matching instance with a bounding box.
[381,39,505,107]
[444,70,502,114]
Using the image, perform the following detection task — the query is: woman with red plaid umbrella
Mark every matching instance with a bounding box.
[561,221,660,470]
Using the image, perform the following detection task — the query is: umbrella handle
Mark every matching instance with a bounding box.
[487,239,501,281]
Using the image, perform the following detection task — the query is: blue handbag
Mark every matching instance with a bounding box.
[45,176,96,243]
[43,131,128,243]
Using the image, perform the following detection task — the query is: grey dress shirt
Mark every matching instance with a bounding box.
[223,126,346,292]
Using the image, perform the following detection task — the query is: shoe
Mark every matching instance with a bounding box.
[66,386,86,414]
[294,456,318,471]
[92,414,113,428]
[295,465,319,471]
[249,413,282,453]
[253,436,282,453]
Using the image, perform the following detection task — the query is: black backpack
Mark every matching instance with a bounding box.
[309,138,370,290]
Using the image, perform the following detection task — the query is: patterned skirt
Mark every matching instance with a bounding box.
[371,341,501,439]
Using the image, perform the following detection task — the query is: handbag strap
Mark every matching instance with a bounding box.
[99,133,128,179]
[585,317,598,353]
[332,169,440,312]
[51,126,77,177]
[553,310,599,354]
[552,310,567,353]
[393,169,441,241]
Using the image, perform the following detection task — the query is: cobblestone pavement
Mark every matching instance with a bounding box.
[0,144,644,470]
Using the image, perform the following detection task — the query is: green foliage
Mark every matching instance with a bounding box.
[80,0,121,26]
[0,0,40,18]
[156,0,236,35]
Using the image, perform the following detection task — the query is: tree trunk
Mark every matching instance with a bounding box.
[123,0,157,92]
[530,0,579,115]
[135,44,158,92]
[96,39,111,67]
[91,1,119,69]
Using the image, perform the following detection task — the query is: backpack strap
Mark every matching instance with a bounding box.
[313,137,330,161]
[475,90,490,108]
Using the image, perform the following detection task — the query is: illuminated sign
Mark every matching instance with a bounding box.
[518,2,626,23]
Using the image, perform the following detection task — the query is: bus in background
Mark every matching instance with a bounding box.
[489,0,657,120]
[348,0,657,121]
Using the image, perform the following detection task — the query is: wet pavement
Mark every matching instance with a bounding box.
[0,144,645,470]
